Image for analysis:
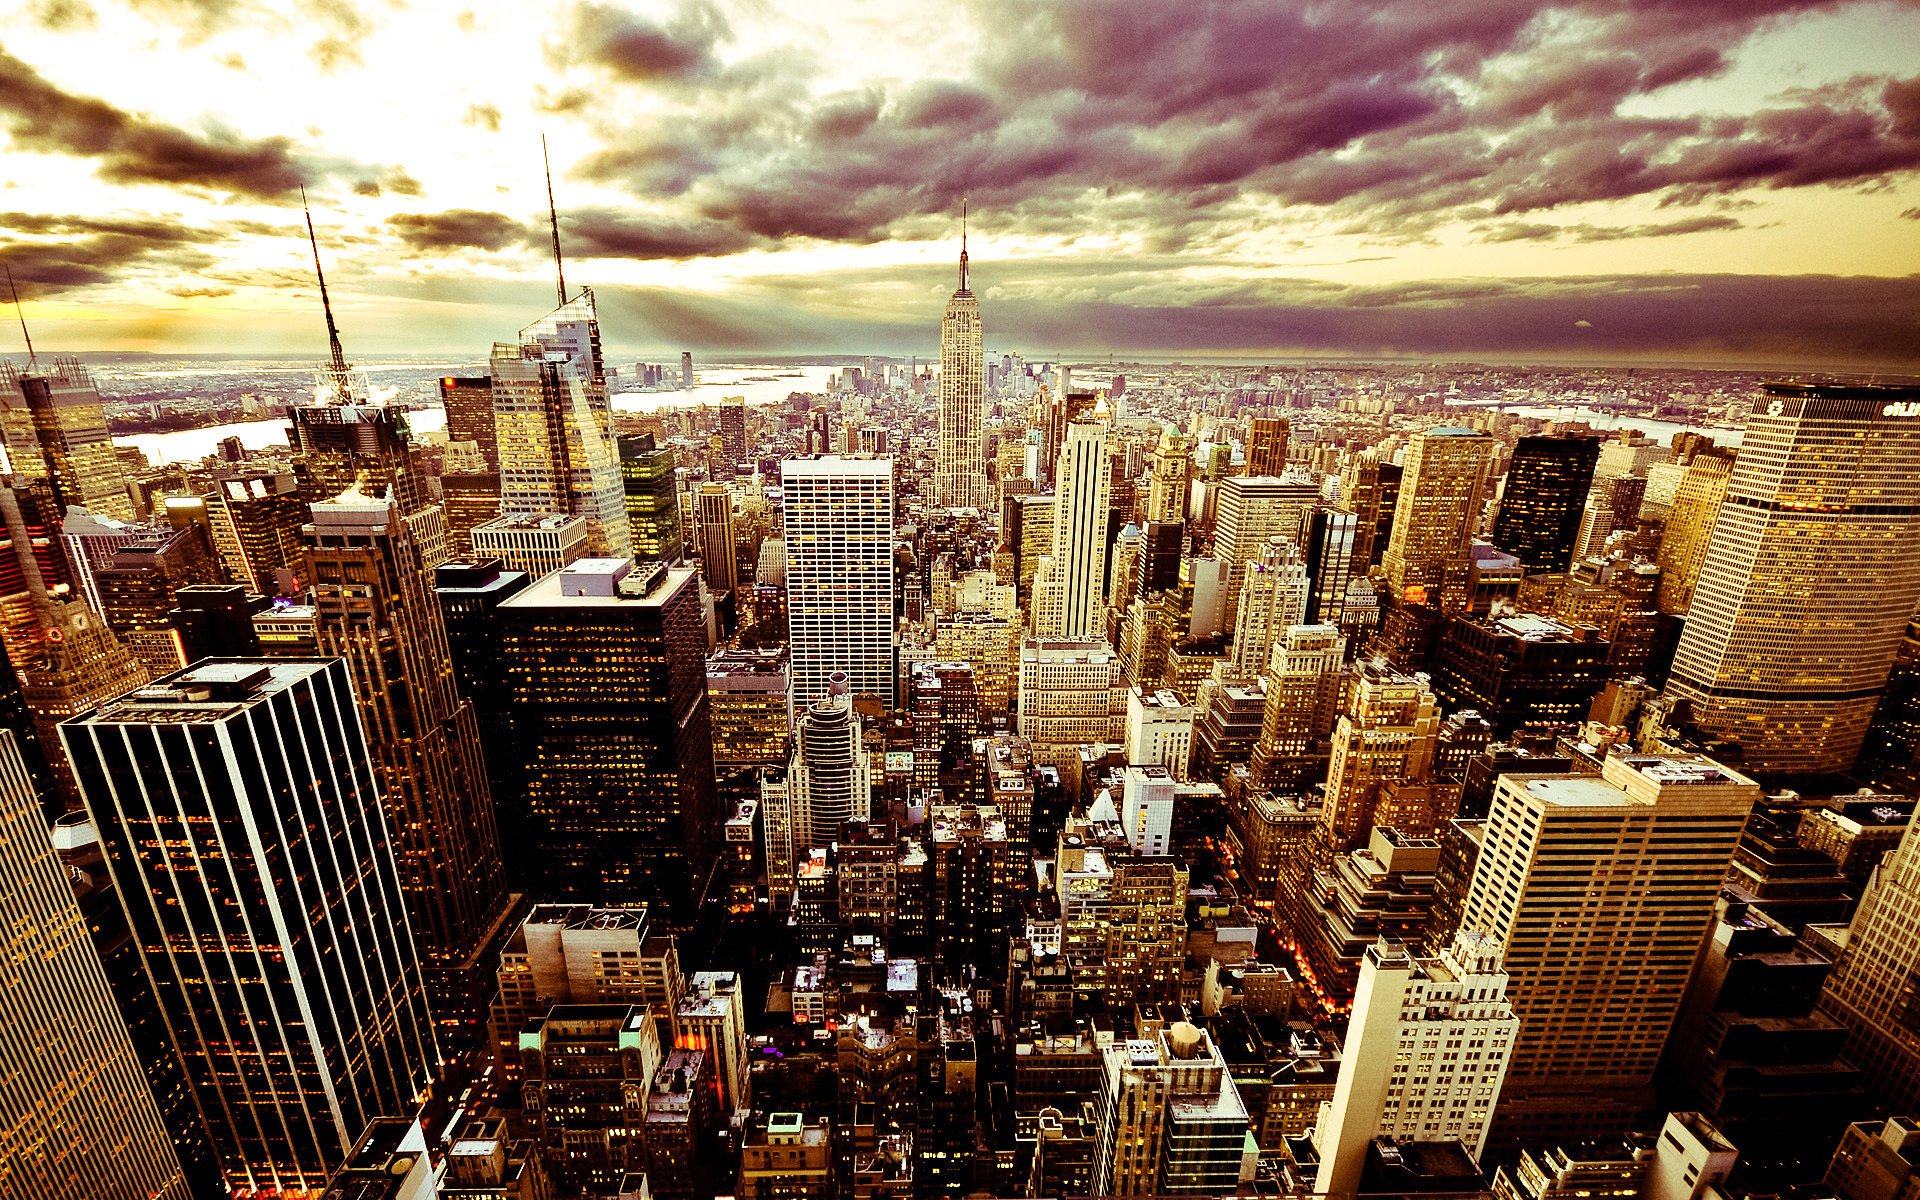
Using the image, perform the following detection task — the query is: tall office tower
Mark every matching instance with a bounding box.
[205,472,307,595]
[1821,813,1920,1112]
[936,219,988,509]
[1120,763,1175,856]
[719,393,748,468]
[1251,623,1347,789]
[304,487,507,1044]
[1033,417,1112,639]
[93,525,223,676]
[290,402,435,517]
[499,559,718,917]
[1247,416,1291,477]
[489,904,683,1074]
[1126,685,1196,779]
[910,660,978,792]
[1213,472,1319,632]
[1462,754,1758,1147]
[440,374,499,469]
[1229,537,1311,678]
[678,970,750,1120]
[680,350,694,388]
[1303,507,1358,628]
[697,482,738,595]
[0,357,131,518]
[783,457,894,710]
[434,556,532,861]
[1383,427,1495,606]
[1431,613,1610,737]
[938,610,1021,717]
[439,460,502,558]
[519,1005,663,1196]
[62,661,438,1191]
[1311,933,1518,1195]
[1018,637,1125,770]
[1491,435,1601,574]
[1667,384,1920,773]
[619,433,685,563]
[1138,519,1184,599]
[1322,662,1440,849]
[791,682,870,852]
[0,730,190,1200]
[1004,491,1057,609]
[1341,450,1401,573]
[1654,451,1735,615]
[1146,428,1193,524]
[1101,850,1189,1001]
[490,293,633,558]
[930,802,1013,971]
[1091,1021,1251,1198]
[169,584,263,661]
[56,506,144,614]
[469,510,587,578]
[707,646,791,786]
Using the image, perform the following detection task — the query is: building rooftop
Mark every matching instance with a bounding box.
[74,660,330,725]
[501,560,693,609]
[473,511,586,533]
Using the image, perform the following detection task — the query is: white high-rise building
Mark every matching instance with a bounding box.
[936,219,987,510]
[1125,685,1196,780]
[1018,637,1124,770]
[1120,764,1176,857]
[490,293,632,559]
[1311,932,1518,1196]
[790,684,871,852]
[782,456,895,711]
[1033,416,1111,639]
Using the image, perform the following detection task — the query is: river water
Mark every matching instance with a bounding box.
[122,364,842,466]
[1443,402,1747,447]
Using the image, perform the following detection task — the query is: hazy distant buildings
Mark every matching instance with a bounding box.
[1667,383,1920,774]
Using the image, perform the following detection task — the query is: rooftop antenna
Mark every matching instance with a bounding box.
[959,195,969,293]
[544,134,568,308]
[301,188,352,399]
[5,266,35,368]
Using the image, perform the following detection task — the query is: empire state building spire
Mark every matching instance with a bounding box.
[936,200,987,510]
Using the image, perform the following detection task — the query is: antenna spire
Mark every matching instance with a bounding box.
[5,266,35,368]
[301,188,352,400]
[959,195,970,293]
[544,134,568,308]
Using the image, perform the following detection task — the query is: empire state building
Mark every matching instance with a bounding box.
[936,207,987,510]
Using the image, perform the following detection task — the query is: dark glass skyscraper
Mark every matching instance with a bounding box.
[60,660,438,1194]
[498,558,718,919]
[1491,435,1601,574]
[440,374,499,469]
[435,556,533,880]
[619,432,685,563]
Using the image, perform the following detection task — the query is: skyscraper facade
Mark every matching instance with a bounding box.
[1492,435,1601,574]
[936,227,987,510]
[1654,450,1735,615]
[1821,812,1920,1112]
[1033,417,1111,640]
[61,661,439,1193]
[439,374,499,469]
[0,729,190,1200]
[1246,416,1291,477]
[490,293,633,558]
[791,684,870,852]
[1667,383,1920,773]
[0,357,131,519]
[1382,427,1494,606]
[498,559,719,917]
[1213,472,1319,633]
[1462,754,1757,1146]
[782,456,895,710]
[698,482,738,594]
[619,432,686,563]
[303,487,508,1043]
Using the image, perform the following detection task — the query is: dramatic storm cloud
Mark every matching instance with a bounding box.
[0,0,1915,364]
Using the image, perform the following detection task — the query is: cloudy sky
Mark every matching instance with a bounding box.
[1,0,1917,365]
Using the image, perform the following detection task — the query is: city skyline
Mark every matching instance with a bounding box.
[0,1,1914,365]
